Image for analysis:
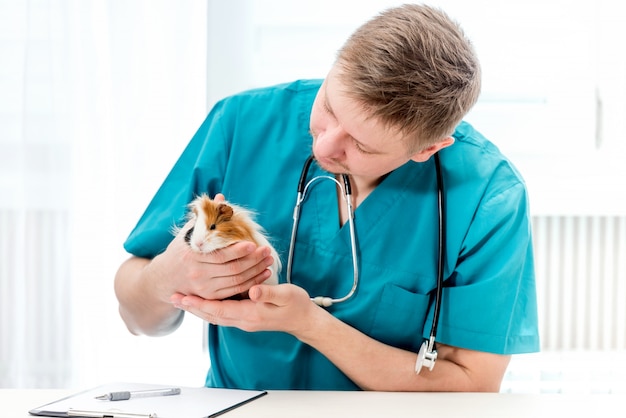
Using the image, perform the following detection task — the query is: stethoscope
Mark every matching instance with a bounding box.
[286,155,359,307]
[286,154,446,374]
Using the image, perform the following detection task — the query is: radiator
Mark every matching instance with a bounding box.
[0,209,73,388]
[532,215,626,351]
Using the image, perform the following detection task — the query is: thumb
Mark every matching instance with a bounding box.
[249,284,283,305]
[213,193,226,202]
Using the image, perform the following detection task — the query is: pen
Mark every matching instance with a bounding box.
[68,408,157,418]
[95,387,181,401]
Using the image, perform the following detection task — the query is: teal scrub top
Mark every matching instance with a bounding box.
[124,79,540,390]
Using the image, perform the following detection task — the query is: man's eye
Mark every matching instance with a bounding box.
[322,101,333,115]
[353,140,372,154]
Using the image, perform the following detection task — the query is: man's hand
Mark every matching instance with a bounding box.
[114,194,277,336]
[170,283,320,334]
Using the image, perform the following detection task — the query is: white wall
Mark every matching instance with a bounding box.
[207,0,626,216]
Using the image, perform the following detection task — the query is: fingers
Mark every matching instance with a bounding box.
[173,284,316,335]
[199,241,258,265]
[183,242,275,300]
[171,293,234,325]
[210,268,272,300]
[173,291,260,331]
[201,242,273,280]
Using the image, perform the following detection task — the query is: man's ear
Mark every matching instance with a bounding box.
[409,137,455,162]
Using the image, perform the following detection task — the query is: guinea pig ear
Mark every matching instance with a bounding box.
[217,203,234,221]
[185,204,198,222]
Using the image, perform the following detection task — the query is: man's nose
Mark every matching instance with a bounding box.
[315,126,349,157]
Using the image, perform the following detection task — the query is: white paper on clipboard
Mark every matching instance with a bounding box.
[29,382,267,418]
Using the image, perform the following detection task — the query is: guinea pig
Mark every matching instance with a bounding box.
[183,194,280,286]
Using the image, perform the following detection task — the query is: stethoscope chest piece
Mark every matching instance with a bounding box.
[415,339,438,374]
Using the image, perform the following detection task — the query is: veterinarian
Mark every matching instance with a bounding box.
[114,4,539,391]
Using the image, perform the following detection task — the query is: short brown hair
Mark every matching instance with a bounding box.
[336,4,481,151]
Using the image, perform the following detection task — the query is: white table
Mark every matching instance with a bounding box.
[6,388,625,417]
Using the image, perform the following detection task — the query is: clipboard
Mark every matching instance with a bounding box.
[29,382,267,418]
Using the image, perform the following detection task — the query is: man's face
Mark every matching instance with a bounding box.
[309,67,413,181]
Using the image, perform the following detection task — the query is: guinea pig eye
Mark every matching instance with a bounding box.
[184,226,194,244]
[209,224,216,230]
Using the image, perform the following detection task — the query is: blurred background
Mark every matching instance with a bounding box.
[1,0,625,393]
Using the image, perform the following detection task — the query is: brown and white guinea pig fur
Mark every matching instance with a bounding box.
[183,194,281,285]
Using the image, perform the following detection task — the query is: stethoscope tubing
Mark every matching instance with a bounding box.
[428,152,445,351]
[416,153,445,373]
[287,156,358,307]
[287,154,445,370]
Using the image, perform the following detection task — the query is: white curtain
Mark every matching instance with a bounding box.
[1,0,208,388]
